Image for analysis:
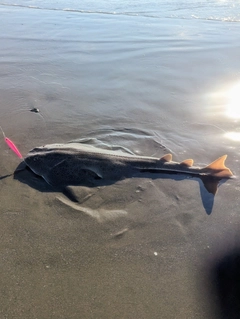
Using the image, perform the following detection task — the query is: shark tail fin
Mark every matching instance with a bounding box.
[202,155,233,178]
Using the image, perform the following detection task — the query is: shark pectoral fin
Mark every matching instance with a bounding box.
[160,154,172,162]
[202,155,233,178]
[180,159,194,167]
[63,186,94,203]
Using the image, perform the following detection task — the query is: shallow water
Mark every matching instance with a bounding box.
[1,1,240,318]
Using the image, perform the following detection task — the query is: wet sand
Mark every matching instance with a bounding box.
[1,3,240,319]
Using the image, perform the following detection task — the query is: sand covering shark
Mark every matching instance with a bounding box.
[22,142,233,195]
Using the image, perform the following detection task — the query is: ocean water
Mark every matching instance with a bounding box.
[1,1,240,318]
[1,0,240,21]
[1,0,240,158]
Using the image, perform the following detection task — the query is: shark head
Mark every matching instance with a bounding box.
[24,152,49,177]
[24,146,66,177]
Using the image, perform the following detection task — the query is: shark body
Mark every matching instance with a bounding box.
[23,142,233,194]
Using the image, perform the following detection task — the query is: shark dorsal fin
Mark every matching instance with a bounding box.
[160,154,172,162]
[203,155,233,178]
[180,159,194,167]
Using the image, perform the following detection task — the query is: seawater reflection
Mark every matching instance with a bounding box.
[225,82,240,119]
[209,81,240,120]
[208,81,240,142]
[225,132,240,142]
[224,81,240,141]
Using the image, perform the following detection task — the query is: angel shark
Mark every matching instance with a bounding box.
[21,142,233,195]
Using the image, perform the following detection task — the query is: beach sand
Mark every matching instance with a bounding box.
[1,3,240,319]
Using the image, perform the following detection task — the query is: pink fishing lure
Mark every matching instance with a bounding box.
[0,126,23,159]
[4,137,23,159]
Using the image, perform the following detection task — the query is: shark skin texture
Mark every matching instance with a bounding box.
[21,142,233,195]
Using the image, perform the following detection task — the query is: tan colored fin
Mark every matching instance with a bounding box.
[180,159,194,167]
[160,154,172,162]
[203,155,233,178]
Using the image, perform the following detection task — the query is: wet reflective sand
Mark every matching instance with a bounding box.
[1,2,240,318]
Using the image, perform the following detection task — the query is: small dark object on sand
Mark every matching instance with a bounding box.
[30,107,40,113]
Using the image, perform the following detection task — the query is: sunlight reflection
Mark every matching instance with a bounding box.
[225,132,240,142]
[226,82,240,119]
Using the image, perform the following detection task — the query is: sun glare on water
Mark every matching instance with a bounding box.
[225,132,240,142]
[225,82,240,119]
[208,81,240,141]
[223,81,240,141]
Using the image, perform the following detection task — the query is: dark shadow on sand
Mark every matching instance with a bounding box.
[13,164,227,215]
[208,248,240,319]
